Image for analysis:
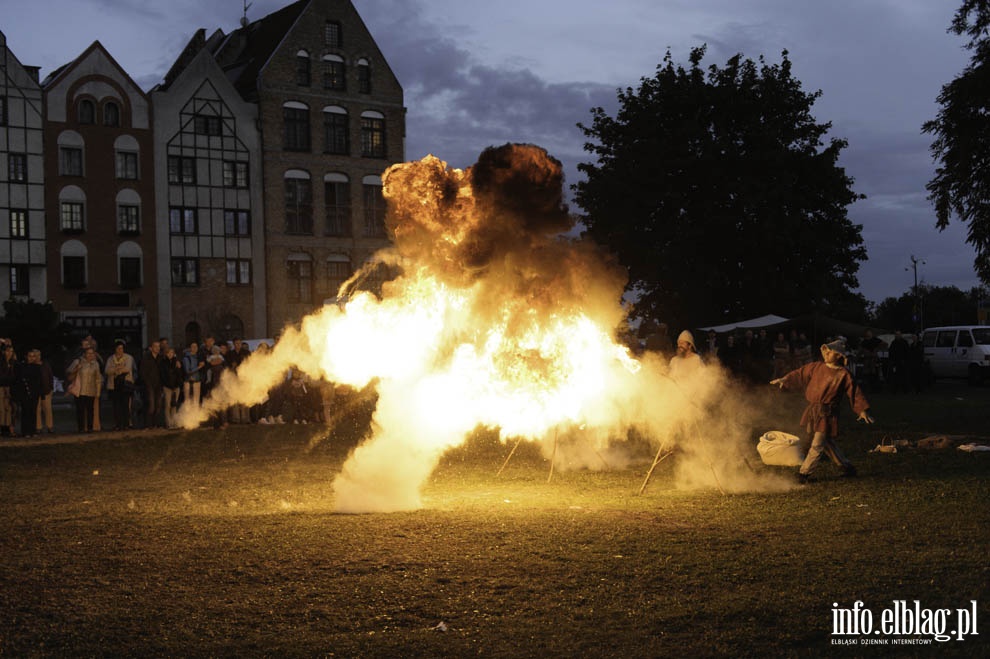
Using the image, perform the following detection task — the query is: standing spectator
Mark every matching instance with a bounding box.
[886,331,911,394]
[204,345,228,429]
[16,349,42,438]
[226,339,248,424]
[181,341,205,411]
[105,341,136,431]
[907,333,927,393]
[668,330,703,382]
[34,349,55,434]
[67,346,103,432]
[858,330,887,392]
[755,328,774,381]
[0,342,17,436]
[720,333,742,377]
[160,347,184,429]
[702,329,720,363]
[140,341,164,428]
[791,331,813,367]
[771,340,873,483]
[772,331,792,379]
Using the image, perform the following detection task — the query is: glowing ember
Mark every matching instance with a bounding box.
[180,144,771,512]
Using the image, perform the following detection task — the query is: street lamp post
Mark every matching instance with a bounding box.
[906,255,925,332]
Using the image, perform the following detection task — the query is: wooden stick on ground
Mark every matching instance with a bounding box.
[496,436,523,477]
[638,443,674,495]
[546,430,558,483]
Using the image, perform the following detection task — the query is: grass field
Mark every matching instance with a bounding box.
[0,381,988,657]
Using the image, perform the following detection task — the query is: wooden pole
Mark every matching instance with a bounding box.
[638,443,673,495]
[546,430,558,483]
[496,436,523,477]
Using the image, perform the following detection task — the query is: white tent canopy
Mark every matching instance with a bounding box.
[698,314,790,334]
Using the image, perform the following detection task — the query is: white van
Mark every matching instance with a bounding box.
[921,326,990,384]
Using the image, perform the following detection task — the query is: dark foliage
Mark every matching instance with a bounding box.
[924,0,990,283]
[575,46,868,330]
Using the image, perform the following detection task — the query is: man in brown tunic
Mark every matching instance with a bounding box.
[771,339,874,483]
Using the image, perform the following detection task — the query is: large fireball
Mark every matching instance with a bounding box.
[181,144,748,512]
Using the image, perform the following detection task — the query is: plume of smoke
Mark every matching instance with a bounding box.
[181,144,794,511]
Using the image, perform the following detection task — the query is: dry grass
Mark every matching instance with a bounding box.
[0,382,988,657]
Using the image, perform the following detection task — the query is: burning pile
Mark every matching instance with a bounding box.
[181,144,755,512]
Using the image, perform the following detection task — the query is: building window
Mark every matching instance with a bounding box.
[171,258,199,286]
[285,178,313,234]
[169,207,197,234]
[323,59,346,91]
[283,106,310,151]
[63,256,86,289]
[8,153,27,182]
[226,259,251,285]
[360,116,386,158]
[193,114,222,136]
[60,202,85,232]
[287,260,313,303]
[0,97,6,125]
[120,257,141,289]
[222,161,248,188]
[325,21,342,47]
[115,151,139,179]
[324,180,351,236]
[327,260,351,298]
[118,205,140,234]
[9,210,28,239]
[59,147,83,176]
[363,184,386,237]
[167,156,196,184]
[357,60,371,93]
[104,102,120,127]
[296,55,311,86]
[224,209,250,236]
[324,112,349,154]
[78,100,95,124]
[9,265,28,296]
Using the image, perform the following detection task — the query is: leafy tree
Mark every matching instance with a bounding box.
[575,46,868,330]
[0,299,75,371]
[874,285,984,331]
[924,1,990,283]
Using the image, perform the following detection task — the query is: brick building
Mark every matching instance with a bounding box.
[0,30,46,302]
[42,41,158,353]
[209,0,405,332]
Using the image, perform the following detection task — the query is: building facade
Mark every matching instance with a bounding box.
[211,0,405,331]
[152,41,266,346]
[0,30,46,303]
[42,42,158,352]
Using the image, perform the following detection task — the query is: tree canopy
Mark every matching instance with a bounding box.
[924,0,990,283]
[574,46,868,330]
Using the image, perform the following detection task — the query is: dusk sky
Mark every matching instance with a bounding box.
[2,0,981,306]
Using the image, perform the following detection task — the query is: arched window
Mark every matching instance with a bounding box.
[287,253,313,304]
[117,241,143,289]
[58,185,86,232]
[61,239,87,289]
[78,99,95,124]
[323,172,350,236]
[116,189,141,235]
[114,134,139,180]
[216,314,244,344]
[283,101,310,151]
[322,54,346,91]
[296,49,311,86]
[326,253,352,301]
[357,58,371,93]
[362,175,386,238]
[103,101,120,127]
[284,170,313,234]
[322,105,349,155]
[57,130,84,177]
[360,110,386,158]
